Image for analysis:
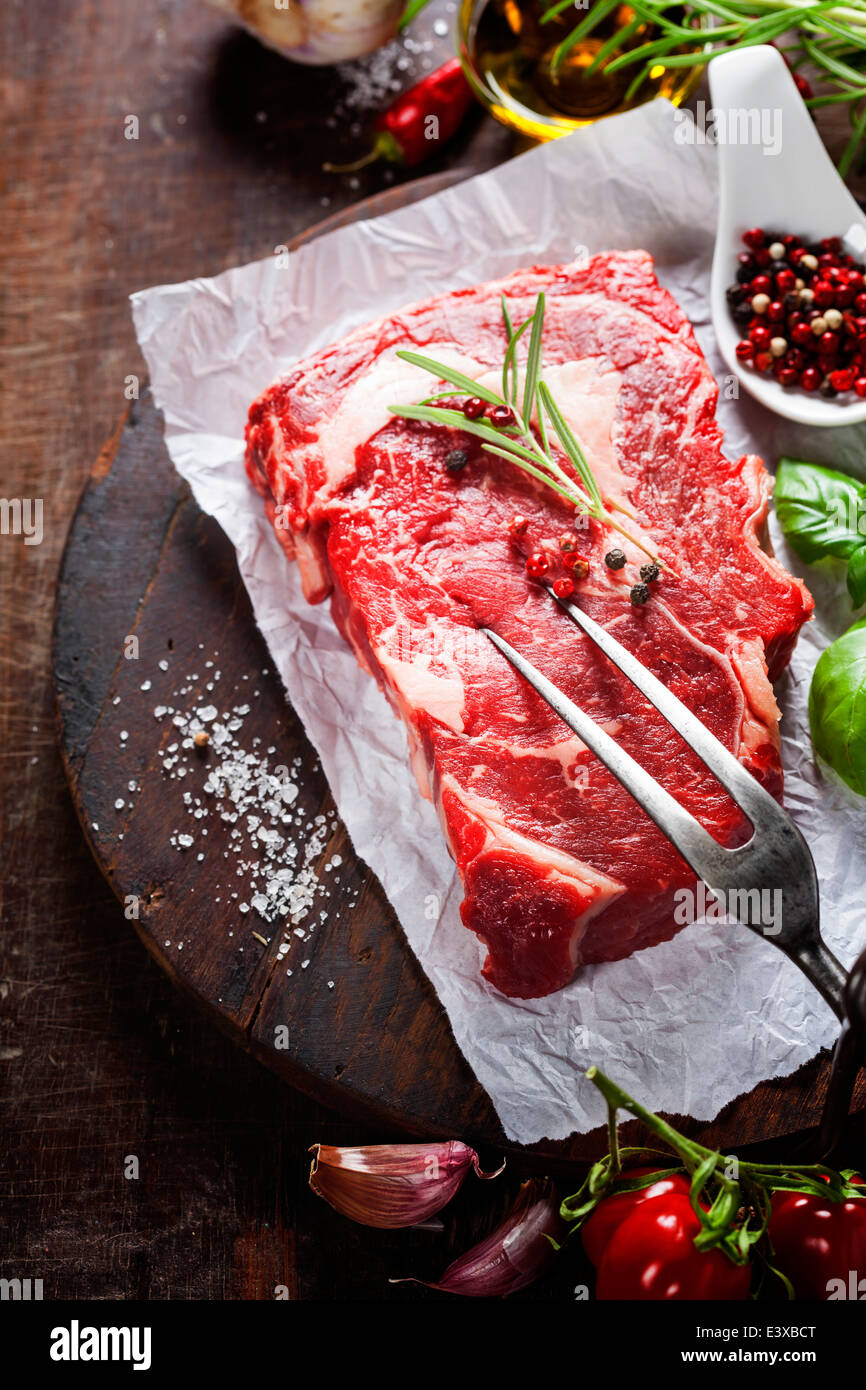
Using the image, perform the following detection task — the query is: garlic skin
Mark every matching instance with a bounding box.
[309,1142,504,1229]
[396,1180,562,1296]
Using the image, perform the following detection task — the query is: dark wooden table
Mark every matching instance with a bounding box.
[2,0,865,1302]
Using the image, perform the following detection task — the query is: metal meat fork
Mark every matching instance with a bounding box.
[484,592,866,1151]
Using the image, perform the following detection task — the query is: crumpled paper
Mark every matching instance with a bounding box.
[131,99,866,1143]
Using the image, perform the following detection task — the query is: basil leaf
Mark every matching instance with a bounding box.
[848,545,866,608]
[809,616,866,796]
[775,457,866,563]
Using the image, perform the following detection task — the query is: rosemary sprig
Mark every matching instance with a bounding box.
[400,0,866,173]
[548,2,866,174]
[387,294,660,562]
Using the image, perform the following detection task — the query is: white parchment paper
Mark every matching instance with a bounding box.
[131,99,866,1143]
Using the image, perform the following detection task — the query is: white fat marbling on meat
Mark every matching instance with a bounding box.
[315,346,488,494]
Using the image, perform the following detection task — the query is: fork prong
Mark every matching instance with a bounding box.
[548,589,780,826]
[482,627,729,883]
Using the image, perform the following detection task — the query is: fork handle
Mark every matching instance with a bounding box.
[787,938,848,1022]
[812,1020,862,1159]
[811,944,866,1158]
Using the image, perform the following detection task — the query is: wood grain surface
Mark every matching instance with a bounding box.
[3,0,866,1301]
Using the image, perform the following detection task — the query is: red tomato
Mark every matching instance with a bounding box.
[582,1167,691,1267]
[595,1194,752,1301]
[770,1177,866,1300]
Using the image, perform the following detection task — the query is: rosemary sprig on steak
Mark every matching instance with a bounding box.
[388,293,661,563]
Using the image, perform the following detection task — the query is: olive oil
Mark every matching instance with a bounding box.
[459,0,703,141]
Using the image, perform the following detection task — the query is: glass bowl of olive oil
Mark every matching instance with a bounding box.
[458,0,705,141]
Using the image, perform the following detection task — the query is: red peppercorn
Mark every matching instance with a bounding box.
[750,325,771,349]
[509,514,529,539]
[463,397,485,419]
[753,247,771,267]
[743,228,766,250]
[775,269,796,295]
[801,366,822,391]
[526,551,552,579]
[813,280,835,307]
[777,366,799,388]
[552,577,576,599]
[735,339,754,361]
[792,322,813,346]
[562,551,590,577]
[751,274,772,296]
[754,351,773,373]
[489,404,515,428]
[767,300,785,322]
[855,377,866,398]
[856,294,866,315]
[820,331,839,353]
[830,368,855,391]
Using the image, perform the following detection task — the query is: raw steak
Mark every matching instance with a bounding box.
[245,253,813,999]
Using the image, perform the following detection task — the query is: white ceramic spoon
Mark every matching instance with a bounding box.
[709,44,866,428]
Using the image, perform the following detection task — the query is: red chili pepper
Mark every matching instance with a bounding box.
[324,59,474,173]
[581,1166,691,1267]
[594,1193,752,1301]
[769,1175,866,1300]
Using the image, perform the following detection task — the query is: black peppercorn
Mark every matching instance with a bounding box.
[630,583,651,606]
[604,548,626,571]
[445,448,468,471]
[639,562,661,583]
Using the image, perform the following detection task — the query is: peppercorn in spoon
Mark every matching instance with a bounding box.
[709,45,866,427]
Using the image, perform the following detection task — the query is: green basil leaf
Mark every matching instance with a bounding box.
[848,545,866,608]
[809,616,866,796]
[775,457,866,563]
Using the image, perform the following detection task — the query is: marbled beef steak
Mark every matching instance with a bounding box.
[245,253,813,999]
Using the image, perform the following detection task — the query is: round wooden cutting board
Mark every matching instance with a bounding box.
[53,176,866,1169]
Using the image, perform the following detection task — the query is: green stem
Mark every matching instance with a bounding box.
[586,1067,710,1172]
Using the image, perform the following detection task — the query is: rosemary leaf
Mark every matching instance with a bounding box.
[839,99,866,176]
[805,34,866,86]
[481,443,592,509]
[501,295,517,404]
[396,351,501,405]
[386,403,552,471]
[397,0,429,30]
[502,316,532,407]
[536,382,604,510]
[522,293,546,438]
[552,0,620,70]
